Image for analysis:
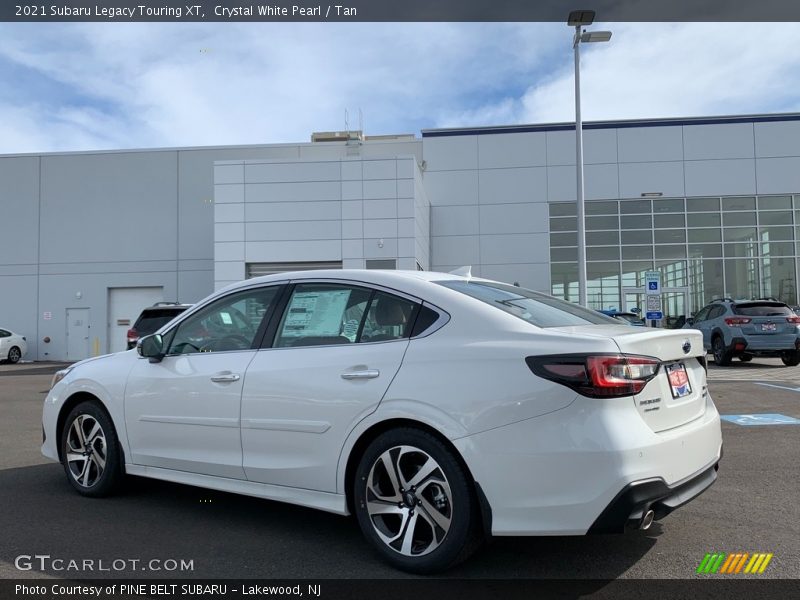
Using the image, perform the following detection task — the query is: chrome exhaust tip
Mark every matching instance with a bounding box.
[641,509,655,530]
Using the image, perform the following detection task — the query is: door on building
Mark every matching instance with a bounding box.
[622,287,691,328]
[66,308,90,361]
[107,287,164,354]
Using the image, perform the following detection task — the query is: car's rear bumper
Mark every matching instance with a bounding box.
[588,455,720,533]
[454,393,723,536]
[731,333,800,354]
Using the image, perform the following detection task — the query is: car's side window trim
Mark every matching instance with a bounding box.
[248,284,288,350]
[354,290,376,343]
[286,277,422,306]
[258,284,294,349]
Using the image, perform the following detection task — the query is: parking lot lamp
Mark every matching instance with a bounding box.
[568,10,612,306]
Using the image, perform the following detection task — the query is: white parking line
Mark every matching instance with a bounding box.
[756,382,800,393]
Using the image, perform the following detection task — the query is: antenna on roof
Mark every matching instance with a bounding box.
[449,266,472,278]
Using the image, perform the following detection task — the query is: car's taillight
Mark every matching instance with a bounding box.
[787,316,800,324]
[724,317,751,326]
[127,328,138,342]
[526,354,661,399]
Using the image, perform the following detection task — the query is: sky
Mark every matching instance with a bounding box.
[1,22,800,154]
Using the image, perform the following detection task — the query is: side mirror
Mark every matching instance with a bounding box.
[137,334,165,363]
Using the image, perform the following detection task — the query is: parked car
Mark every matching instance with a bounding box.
[598,309,646,326]
[0,328,27,363]
[684,298,800,366]
[126,302,192,349]
[43,270,722,573]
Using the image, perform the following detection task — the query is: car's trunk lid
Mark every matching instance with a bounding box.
[549,325,707,432]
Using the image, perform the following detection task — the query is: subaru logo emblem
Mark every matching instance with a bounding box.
[682,340,691,354]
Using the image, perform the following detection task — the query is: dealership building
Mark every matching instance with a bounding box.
[2,112,800,361]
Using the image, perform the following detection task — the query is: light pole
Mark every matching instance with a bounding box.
[568,10,611,307]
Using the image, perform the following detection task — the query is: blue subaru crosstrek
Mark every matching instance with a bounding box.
[685,298,800,366]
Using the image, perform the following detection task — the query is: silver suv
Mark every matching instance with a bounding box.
[686,298,800,366]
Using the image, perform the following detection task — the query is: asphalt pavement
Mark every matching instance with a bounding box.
[0,361,797,580]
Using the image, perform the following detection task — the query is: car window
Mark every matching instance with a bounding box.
[733,302,793,316]
[438,280,618,328]
[411,305,441,337]
[275,284,373,348]
[361,292,416,342]
[0,330,9,337]
[167,287,278,355]
[693,306,711,323]
[273,284,418,348]
[615,314,643,325]
[708,305,726,320]
[134,308,188,336]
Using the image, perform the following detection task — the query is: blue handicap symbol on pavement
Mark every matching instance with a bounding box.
[720,413,800,426]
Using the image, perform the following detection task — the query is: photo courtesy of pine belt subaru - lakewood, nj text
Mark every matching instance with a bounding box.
[42,270,722,573]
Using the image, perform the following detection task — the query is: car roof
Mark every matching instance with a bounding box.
[708,298,788,307]
[141,304,192,312]
[245,269,463,285]
[215,269,479,297]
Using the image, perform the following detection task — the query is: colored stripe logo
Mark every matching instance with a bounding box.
[697,552,773,574]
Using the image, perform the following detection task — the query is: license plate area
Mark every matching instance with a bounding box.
[761,323,777,332]
[666,362,692,399]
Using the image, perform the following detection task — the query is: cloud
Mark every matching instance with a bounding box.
[0,22,560,152]
[0,22,799,154]
[454,23,800,126]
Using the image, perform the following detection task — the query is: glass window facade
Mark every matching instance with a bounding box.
[549,195,799,312]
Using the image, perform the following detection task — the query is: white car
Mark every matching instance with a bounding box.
[42,270,722,573]
[0,328,27,363]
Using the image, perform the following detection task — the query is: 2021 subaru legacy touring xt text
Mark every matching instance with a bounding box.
[43,270,722,573]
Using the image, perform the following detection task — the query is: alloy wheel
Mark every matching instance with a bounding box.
[8,347,20,363]
[65,414,107,488]
[365,445,453,557]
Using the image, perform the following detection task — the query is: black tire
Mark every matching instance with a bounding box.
[738,355,752,362]
[781,351,800,367]
[60,401,123,497]
[7,346,21,364]
[712,336,732,366]
[353,428,482,574]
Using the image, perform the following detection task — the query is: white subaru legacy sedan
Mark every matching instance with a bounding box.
[42,270,722,573]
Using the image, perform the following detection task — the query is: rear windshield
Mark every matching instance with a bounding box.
[615,314,644,325]
[733,303,793,317]
[437,280,619,328]
[134,309,187,334]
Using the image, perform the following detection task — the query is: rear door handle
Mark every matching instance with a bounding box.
[211,373,241,383]
[341,369,380,380]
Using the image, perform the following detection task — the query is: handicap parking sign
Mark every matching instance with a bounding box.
[648,282,658,290]
[720,413,800,426]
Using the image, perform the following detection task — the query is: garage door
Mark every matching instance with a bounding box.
[107,287,164,354]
